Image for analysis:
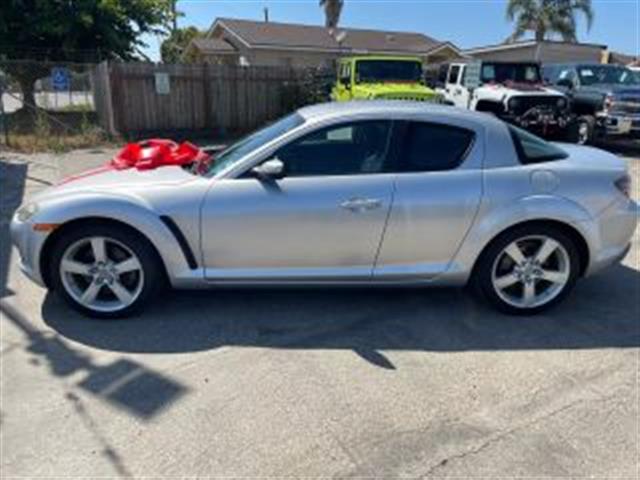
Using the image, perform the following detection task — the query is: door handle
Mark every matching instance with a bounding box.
[340,197,382,212]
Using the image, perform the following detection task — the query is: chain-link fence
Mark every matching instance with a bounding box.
[0,59,106,151]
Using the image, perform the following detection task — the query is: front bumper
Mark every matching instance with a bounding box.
[503,108,571,132]
[597,113,640,137]
[10,216,48,287]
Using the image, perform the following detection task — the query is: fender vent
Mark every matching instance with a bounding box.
[159,216,198,270]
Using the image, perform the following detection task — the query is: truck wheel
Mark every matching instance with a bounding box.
[569,116,595,145]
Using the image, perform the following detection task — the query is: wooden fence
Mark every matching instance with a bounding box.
[94,62,325,137]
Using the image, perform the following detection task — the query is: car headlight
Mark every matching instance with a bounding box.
[556,97,567,109]
[15,203,38,222]
[508,97,520,110]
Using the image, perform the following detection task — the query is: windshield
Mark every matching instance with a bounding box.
[205,113,305,177]
[577,66,639,86]
[355,60,423,84]
[481,63,541,84]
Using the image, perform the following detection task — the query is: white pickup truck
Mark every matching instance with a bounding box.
[437,61,574,138]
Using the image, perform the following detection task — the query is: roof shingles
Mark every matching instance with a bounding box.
[215,17,443,53]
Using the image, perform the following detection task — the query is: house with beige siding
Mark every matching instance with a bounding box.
[464,40,634,66]
[183,17,465,67]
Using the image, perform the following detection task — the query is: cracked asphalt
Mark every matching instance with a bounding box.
[1,141,639,478]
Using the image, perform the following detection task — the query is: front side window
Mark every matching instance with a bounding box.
[447,65,461,84]
[400,122,475,172]
[206,113,305,176]
[509,125,568,164]
[275,121,392,177]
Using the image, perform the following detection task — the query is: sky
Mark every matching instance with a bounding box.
[142,0,639,61]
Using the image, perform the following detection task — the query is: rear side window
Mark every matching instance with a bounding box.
[508,125,568,164]
[400,122,475,172]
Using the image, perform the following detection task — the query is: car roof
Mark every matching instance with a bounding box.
[297,100,504,126]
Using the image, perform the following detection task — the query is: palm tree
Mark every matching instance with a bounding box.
[319,0,344,29]
[506,0,594,42]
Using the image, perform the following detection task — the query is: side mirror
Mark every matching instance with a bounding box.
[251,158,285,180]
[557,78,574,89]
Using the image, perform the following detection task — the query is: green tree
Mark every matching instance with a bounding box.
[506,0,594,42]
[160,26,203,64]
[0,0,172,108]
[319,0,344,29]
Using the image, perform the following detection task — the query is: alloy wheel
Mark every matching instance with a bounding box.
[491,235,571,310]
[59,236,145,313]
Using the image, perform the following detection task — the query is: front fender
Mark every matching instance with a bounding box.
[32,192,194,287]
[451,194,597,281]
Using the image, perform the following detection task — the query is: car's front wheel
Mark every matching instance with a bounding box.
[473,225,581,315]
[50,223,164,318]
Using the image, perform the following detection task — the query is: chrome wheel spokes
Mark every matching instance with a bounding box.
[492,235,571,309]
[60,236,144,313]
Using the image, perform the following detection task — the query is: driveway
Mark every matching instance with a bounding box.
[1,142,639,477]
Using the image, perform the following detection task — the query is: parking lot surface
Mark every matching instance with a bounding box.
[1,141,639,477]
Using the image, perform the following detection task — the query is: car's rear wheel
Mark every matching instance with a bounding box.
[473,225,580,315]
[50,224,164,318]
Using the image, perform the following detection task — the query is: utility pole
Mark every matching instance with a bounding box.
[264,7,269,22]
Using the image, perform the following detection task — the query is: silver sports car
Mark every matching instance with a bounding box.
[10,102,638,318]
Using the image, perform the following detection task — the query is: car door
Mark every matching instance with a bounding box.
[445,64,469,109]
[200,120,396,281]
[374,120,483,280]
[333,62,353,101]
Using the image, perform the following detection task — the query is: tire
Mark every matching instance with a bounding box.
[50,223,165,319]
[568,115,595,145]
[472,225,581,315]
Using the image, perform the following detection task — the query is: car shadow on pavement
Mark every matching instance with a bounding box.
[42,261,640,370]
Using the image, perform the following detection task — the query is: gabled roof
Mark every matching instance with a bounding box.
[211,17,458,55]
[464,39,607,55]
[191,38,237,53]
[609,51,638,66]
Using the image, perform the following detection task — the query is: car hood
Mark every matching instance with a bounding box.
[478,84,563,97]
[584,84,640,96]
[354,82,437,98]
[33,165,196,203]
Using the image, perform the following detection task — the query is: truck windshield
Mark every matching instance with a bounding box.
[205,113,305,177]
[355,60,423,83]
[577,66,639,86]
[481,63,541,84]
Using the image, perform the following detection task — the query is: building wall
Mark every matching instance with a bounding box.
[469,42,604,64]
[243,48,338,67]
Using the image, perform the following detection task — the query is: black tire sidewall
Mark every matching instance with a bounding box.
[50,224,164,319]
[572,115,595,145]
[473,225,581,315]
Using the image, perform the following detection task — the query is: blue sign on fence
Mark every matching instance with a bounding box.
[51,67,71,91]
